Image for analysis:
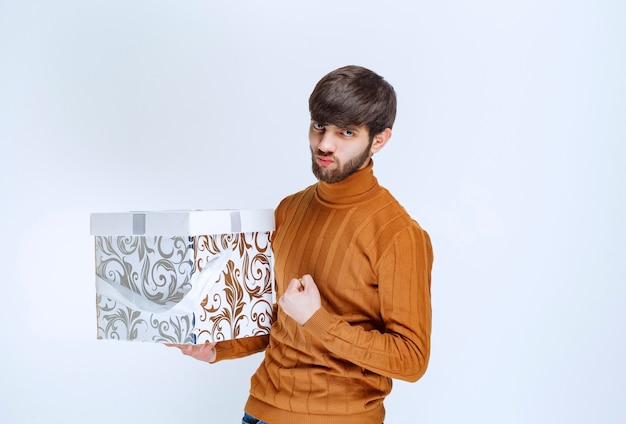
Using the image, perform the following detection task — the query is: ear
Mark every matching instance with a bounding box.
[370,128,392,155]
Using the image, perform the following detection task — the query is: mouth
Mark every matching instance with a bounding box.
[315,155,335,167]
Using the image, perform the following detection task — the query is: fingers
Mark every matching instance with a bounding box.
[165,342,217,360]
[287,274,313,290]
[164,343,189,352]
[287,277,304,292]
[299,274,313,289]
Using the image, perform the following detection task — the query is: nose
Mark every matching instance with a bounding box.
[317,131,336,153]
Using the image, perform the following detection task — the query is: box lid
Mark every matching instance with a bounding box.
[90,209,274,236]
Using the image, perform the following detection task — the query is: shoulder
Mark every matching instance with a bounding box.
[274,183,317,225]
[366,187,431,252]
[373,206,433,275]
[369,186,422,231]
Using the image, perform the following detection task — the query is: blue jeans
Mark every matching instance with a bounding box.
[242,412,269,424]
[242,412,383,424]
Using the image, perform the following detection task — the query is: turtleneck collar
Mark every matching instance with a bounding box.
[315,159,380,206]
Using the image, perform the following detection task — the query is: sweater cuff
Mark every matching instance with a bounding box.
[303,307,336,340]
[213,334,269,363]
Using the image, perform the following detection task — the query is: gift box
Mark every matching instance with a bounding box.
[90,210,275,344]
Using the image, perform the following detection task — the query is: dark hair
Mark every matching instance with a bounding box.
[308,65,397,140]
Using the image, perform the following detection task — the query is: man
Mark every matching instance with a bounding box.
[171,65,433,424]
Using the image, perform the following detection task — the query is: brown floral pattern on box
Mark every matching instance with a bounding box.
[94,232,273,343]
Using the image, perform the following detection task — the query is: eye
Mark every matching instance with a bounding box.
[342,129,354,137]
[312,122,325,130]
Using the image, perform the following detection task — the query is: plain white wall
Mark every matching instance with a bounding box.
[1,1,624,423]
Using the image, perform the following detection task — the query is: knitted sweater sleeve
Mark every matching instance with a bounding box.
[212,304,277,362]
[212,335,269,362]
[302,225,433,382]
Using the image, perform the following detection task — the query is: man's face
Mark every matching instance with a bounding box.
[309,121,373,184]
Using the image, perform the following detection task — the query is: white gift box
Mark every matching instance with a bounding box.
[90,210,275,344]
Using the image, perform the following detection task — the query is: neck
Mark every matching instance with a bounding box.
[315,160,379,206]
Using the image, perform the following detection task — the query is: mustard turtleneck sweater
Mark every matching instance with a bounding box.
[215,160,433,424]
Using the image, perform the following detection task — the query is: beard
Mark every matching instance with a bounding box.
[311,143,372,184]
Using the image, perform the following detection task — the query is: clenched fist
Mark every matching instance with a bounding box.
[278,274,321,325]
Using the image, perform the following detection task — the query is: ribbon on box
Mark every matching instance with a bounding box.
[229,210,241,233]
[127,210,243,236]
[132,213,146,235]
[95,248,234,316]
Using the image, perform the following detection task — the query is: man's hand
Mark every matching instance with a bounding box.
[278,274,321,325]
[165,342,217,363]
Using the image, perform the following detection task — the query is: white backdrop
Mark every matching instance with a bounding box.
[1,1,624,423]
